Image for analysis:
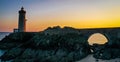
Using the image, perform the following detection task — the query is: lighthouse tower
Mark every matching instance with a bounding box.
[18,7,26,32]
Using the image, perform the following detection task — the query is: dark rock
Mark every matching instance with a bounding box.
[0,32,36,49]
[0,31,91,62]
[0,48,24,61]
[92,43,120,60]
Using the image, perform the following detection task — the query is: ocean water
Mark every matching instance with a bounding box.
[0,32,120,62]
[0,32,10,41]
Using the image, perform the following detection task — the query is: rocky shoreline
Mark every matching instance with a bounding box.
[0,26,120,62]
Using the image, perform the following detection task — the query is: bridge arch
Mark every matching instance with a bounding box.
[87,33,109,45]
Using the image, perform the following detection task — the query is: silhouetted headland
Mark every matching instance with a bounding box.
[0,26,120,62]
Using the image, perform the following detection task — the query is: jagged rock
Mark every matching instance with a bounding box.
[43,26,80,35]
[0,32,36,49]
[0,48,24,61]
[0,27,91,62]
[92,43,120,60]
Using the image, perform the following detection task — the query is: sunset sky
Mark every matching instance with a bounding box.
[0,0,120,32]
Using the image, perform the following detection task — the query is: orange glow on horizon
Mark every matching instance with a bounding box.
[25,19,120,32]
[1,0,120,32]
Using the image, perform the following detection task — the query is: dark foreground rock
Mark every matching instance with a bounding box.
[92,43,120,60]
[0,32,36,49]
[0,27,91,62]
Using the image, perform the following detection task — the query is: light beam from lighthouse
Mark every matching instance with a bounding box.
[18,7,26,32]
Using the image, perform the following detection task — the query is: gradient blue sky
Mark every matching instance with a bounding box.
[0,0,120,32]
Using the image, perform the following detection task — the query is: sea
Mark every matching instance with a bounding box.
[0,32,120,62]
[0,32,10,41]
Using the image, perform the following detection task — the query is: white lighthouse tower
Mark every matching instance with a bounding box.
[18,7,26,32]
[13,7,27,32]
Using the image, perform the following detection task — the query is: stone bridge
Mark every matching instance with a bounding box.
[44,26,120,44]
[78,27,120,44]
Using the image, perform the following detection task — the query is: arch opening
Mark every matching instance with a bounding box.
[88,33,108,45]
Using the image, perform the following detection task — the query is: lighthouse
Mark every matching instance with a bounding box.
[13,7,27,32]
[18,7,26,32]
